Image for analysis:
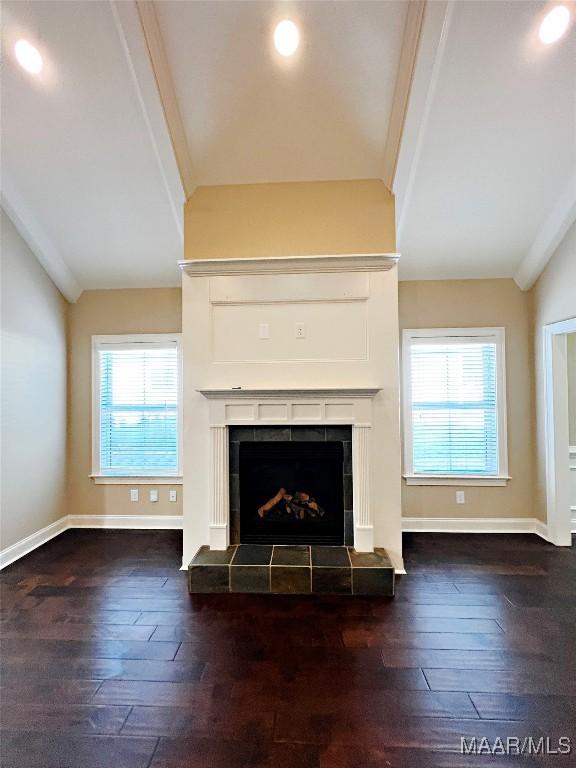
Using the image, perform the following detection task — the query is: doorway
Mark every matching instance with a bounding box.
[544,317,576,546]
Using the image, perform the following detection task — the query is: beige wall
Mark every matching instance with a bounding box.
[531,221,576,522]
[184,180,396,260]
[68,288,182,518]
[399,279,534,520]
[1,210,68,549]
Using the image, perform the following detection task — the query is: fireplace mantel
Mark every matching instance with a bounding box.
[198,387,381,400]
[179,253,399,277]
[200,387,379,553]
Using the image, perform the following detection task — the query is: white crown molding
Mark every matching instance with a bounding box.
[382,0,426,189]
[514,178,576,290]
[110,0,185,241]
[179,253,400,278]
[394,0,455,243]
[1,183,82,303]
[134,0,196,198]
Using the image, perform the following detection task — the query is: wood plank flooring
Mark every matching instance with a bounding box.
[1,530,575,767]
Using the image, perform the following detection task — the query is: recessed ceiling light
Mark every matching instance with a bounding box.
[274,20,300,57]
[15,39,43,74]
[539,5,570,44]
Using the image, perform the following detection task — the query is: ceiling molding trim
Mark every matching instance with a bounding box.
[382,0,426,190]
[393,0,455,242]
[1,181,82,303]
[514,179,576,291]
[110,0,185,242]
[135,0,195,199]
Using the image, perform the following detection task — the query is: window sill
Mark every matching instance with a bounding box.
[403,475,511,487]
[90,475,183,485]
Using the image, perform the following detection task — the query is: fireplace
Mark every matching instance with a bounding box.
[229,425,353,546]
[240,441,344,545]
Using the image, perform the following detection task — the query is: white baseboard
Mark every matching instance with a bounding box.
[67,515,184,530]
[402,516,551,541]
[0,516,69,570]
[572,507,576,533]
[0,514,184,569]
[1,513,567,571]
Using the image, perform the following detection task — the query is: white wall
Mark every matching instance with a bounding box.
[532,220,576,523]
[1,210,68,551]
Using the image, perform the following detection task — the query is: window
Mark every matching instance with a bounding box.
[92,335,182,482]
[402,328,509,486]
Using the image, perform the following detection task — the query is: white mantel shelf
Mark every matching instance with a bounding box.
[179,253,399,277]
[198,387,382,399]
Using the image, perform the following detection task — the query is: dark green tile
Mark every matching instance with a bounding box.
[344,475,353,509]
[312,567,351,594]
[343,441,352,474]
[348,547,393,568]
[290,426,326,441]
[272,546,310,566]
[352,567,394,596]
[229,442,240,473]
[271,566,311,594]
[188,565,230,593]
[230,566,269,593]
[344,510,354,546]
[229,474,240,510]
[232,545,273,566]
[325,426,352,441]
[191,546,236,565]
[311,546,350,567]
[254,427,290,441]
[229,427,255,442]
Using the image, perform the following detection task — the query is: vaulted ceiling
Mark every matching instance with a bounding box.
[2,0,575,300]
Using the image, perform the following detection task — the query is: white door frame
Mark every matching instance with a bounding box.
[543,317,576,546]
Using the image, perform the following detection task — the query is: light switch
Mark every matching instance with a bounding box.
[130,489,139,502]
[295,322,306,339]
[169,489,178,502]
[259,323,269,339]
[456,490,465,504]
[149,489,159,503]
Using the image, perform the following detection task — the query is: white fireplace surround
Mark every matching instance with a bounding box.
[200,387,380,552]
[181,258,403,572]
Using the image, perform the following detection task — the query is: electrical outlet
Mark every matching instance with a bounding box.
[169,489,177,502]
[295,322,306,339]
[130,489,139,502]
[149,489,159,503]
[456,490,465,504]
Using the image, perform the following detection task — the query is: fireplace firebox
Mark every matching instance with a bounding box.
[239,441,344,545]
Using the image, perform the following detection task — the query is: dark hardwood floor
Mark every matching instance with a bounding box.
[1,529,575,767]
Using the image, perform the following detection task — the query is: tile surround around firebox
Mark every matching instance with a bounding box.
[188,544,395,596]
[229,425,354,546]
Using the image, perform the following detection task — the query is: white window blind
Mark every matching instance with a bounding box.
[95,338,179,476]
[403,329,507,480]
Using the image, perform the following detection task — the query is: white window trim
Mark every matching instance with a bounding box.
[402,327,510,486]
[91,333,183,484]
